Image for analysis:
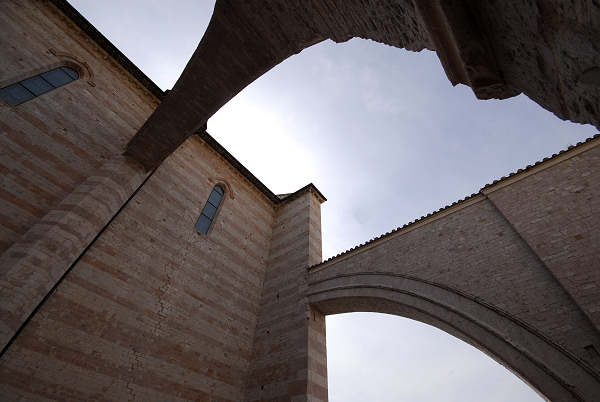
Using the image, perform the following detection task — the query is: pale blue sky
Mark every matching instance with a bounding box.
[70,1,597,400]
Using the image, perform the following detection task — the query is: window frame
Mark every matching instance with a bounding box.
[195,185,225,235]
[0,65,80,106]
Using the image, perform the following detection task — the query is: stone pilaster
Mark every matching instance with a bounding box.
[245,189,327,401]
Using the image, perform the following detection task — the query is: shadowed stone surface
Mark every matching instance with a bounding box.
[126,0,600,170]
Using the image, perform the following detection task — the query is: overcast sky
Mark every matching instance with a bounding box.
[69,1,598,401]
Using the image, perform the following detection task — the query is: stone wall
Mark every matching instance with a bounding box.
[0,0,160,357]
[245,191,327,401]
[0,0,158,253]
[307,137,600,401]
[486,141,600,330]
[0,136,279,401]
[0,3,313,400]
[1,1,599,401]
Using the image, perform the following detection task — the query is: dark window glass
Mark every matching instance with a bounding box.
[20,75,53,96]
[207,190,223,208]
[202,202,218,219]
[195,214,212,234]
[42,68,74,87]
[0,66,79,106]
[0,83,34,106]
[61,66,79,80]
[195,185,225,234]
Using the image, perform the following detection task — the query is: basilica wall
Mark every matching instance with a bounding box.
[308,187,600,364]
[0,0,160,363]
[0,131,286,400]
[245,190,327,401]
[486,143,600,331]
[308,140,600,362]
[0,1,307,400]
[2,1,600,401]
[306,137,600,400]
[0,0,160,254]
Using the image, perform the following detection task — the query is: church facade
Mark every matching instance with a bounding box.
[1,1,599,401]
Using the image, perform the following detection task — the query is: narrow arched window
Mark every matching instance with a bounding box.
[0,66,79,106]
[195,185,224,234]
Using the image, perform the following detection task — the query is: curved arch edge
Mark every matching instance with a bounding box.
[308,275,600,401]
[48,48,95,86]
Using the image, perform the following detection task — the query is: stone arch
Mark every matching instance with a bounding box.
[211,177,235,200]
[48,48,96,86]
[307,271,600,401]
[125,1,600,170]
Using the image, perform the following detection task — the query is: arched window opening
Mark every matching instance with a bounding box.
[0,66,79,106]
[195,185,224,234]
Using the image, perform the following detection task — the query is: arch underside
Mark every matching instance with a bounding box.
[307,272,600,402]
[125,0,600,170]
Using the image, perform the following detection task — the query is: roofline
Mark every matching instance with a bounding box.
[51,1,325,206]
[49,0,165,100]
[195,130,280,203]
[309,133,600,271]
[280,183,327,204]
[480,135,600,194]
[196,131,326,205]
